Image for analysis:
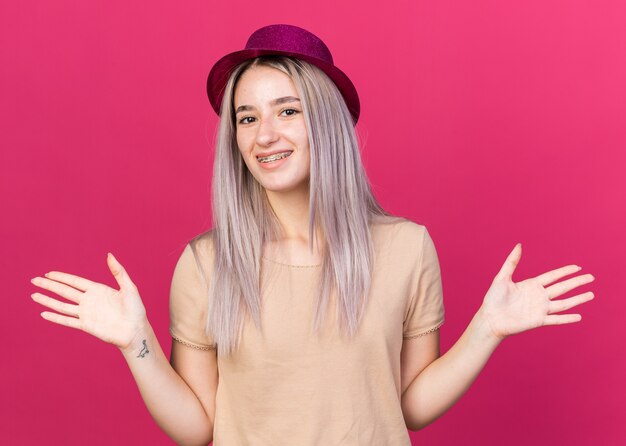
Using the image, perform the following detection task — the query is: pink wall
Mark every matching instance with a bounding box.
[3,0,624,444]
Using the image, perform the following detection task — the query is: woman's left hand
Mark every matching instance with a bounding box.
[479,243,595,341]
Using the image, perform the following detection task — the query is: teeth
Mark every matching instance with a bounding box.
[257,151,292,163]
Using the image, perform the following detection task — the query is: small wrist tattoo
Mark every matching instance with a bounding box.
[137,339,149,358]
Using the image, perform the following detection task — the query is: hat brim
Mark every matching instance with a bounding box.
[206,49,360,124]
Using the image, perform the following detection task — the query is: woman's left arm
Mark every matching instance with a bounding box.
[401,243,595,431]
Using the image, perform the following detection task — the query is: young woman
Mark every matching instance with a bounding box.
[30,24,595,445]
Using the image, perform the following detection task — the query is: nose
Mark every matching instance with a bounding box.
[255,114,279,147]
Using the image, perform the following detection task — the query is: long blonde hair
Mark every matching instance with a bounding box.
[193,55,393,357]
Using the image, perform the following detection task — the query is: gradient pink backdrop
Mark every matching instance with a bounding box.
[2,0,624,444]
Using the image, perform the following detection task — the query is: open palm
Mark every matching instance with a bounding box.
[30,253,147,351]
[480,243,595,340]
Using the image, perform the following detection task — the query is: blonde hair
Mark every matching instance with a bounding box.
[193,55,394,357]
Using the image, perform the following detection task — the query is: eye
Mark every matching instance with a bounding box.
[281,108,300,117]
[238,116,254,125]
[237,108,301,125]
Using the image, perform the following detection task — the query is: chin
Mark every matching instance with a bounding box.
[260,179,309,194]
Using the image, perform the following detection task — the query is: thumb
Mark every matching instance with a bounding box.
[494,243,522,282]
[107,252,136,290]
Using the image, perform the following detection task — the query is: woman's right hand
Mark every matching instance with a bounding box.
[30,252,148,351]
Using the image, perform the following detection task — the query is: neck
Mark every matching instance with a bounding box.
[264,184,326,261]
[265,184,316,241]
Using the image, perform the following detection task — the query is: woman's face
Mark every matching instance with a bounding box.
[233,65,310,194]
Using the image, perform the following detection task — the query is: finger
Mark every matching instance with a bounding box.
[545,273,595,300]
[31,292,79,317]
[39,311,82,330]
[107,253,137,291]
[494,243,522,282]
[535,264,581,287]
[30,276,83,303]
[544,313,582,325]
[43,271,98,293]
[548,291,595,314]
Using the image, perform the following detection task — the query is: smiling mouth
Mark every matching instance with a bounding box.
[256,151,294,163]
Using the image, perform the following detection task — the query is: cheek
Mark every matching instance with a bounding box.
[236,127,251,145]
[298,133,310,155]
[236,135,252,157]
[301,141,311,163]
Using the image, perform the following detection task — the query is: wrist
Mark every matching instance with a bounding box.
[119,318,153,357]
[473,307,505,347]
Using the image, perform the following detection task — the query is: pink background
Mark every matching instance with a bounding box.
[2,0,624,444]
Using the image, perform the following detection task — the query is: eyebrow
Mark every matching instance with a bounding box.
[235,96,301,115]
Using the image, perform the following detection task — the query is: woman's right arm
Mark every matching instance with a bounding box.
[120,320,216,446]
[30,247,217,446]
[121,239,219,445]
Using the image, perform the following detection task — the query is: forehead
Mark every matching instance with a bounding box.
[233,65,298,105]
